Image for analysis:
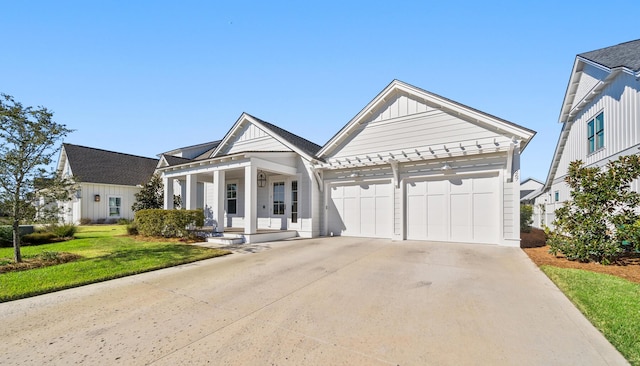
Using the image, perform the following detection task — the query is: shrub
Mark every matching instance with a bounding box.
[520,204,533,233]
[135,209,204,238]
[117,218,132,225]
[22,232,57,245]
[0,225,35,247]
[549,156,640,264]
[0,226,12,248]
[51,224,77,239]
[79,218,92,225]
[126,222,138,235]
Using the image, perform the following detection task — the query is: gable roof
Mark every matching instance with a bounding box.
[60,143,158,186]
[317,79,536,158]
[542,39,639,192]
[210,113,321,160]
[579,39,640,72]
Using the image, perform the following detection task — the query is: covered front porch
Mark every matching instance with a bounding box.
[160,152,306,241]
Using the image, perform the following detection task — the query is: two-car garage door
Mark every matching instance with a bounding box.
[328,173,499,244]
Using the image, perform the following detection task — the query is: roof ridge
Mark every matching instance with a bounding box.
[63,143,158,162]
[244,113,322,155]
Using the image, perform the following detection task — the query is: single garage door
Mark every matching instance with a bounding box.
[328,181,392,238]
[406,174,498,244]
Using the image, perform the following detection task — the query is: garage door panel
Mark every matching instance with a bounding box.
[406,174,498,244]
[450,194,472,242]
[473,192,498,243]
[375,196,392,237]
[427,194,446,241]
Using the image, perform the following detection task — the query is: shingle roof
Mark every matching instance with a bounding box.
[247,114,322,157]
[63,143,158,186]
[579,39,640,72]
[162,154,192,166]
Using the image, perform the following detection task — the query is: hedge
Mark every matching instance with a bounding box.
[0,225,35,248]
[135,209,204,237]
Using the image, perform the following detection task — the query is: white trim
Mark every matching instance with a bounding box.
[107,195,123,219]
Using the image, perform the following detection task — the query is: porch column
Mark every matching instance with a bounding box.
[212,170,225,233]
[244,164,257,234]
[185,174,197,210]
[163,176,174,210]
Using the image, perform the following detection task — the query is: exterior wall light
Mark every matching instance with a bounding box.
[257,171,267,188]
[94,194,101,202]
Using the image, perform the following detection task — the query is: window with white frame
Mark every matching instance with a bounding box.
[554,191,559,202]
[226,183,237,215]
[108,196,122,217]
[291,180,298,223]
[587,112,604,153]
[273,181,285,215]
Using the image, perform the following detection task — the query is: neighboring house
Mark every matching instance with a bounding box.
[157,80,535,246]
[533,39,640,228]
[520,178,543,204]
[57,143,158,224]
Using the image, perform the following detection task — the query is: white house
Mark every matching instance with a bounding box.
[57,144,158,224]
[520,178,543,204]
[157,80,535,246]
[533,40,640,228]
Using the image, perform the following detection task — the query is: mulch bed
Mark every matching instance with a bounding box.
[521,228,640,284]
[0,252,82,274]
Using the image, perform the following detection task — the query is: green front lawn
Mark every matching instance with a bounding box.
[0,225,229,302]
[541,266,640,365]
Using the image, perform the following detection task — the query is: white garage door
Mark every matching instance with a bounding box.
[328,181,392,238]
[406,174,499,244]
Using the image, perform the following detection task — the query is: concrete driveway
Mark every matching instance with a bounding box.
[0,237,628,365]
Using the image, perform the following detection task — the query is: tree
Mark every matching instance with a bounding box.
[520,204,533,233]
[131,174,182,212]
[0,94,73,262]
[548,155,640,264]
[132,174,164,211]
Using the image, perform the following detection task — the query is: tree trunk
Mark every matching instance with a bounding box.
[12,218,22,263]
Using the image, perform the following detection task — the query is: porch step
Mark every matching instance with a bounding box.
[206,234,245,245]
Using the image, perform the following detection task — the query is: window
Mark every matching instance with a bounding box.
[273,182,285,215]
[291,180,298,223]
[587,112,604,153]
[108,197,121,217]
[226,183,237,215]
[554,191,559,202]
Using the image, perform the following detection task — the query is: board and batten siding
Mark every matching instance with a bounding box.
[533,72,640,229]
[223,123,290,155]
[77,183,140,223]
[555,72,640,180]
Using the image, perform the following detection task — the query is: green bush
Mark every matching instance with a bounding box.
[549,156,640,264]
[51,224,77,238]
[126,222,138,236]
[520,204,533,233]
[22,232,57,245]
[118,218,132,225]
[0,226,12,248]
[0,225,35,247]
[135,209,204,238]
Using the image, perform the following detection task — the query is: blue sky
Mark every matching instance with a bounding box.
[1,1,638,181]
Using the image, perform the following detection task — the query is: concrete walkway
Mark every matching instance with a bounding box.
[0,237,629,365]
